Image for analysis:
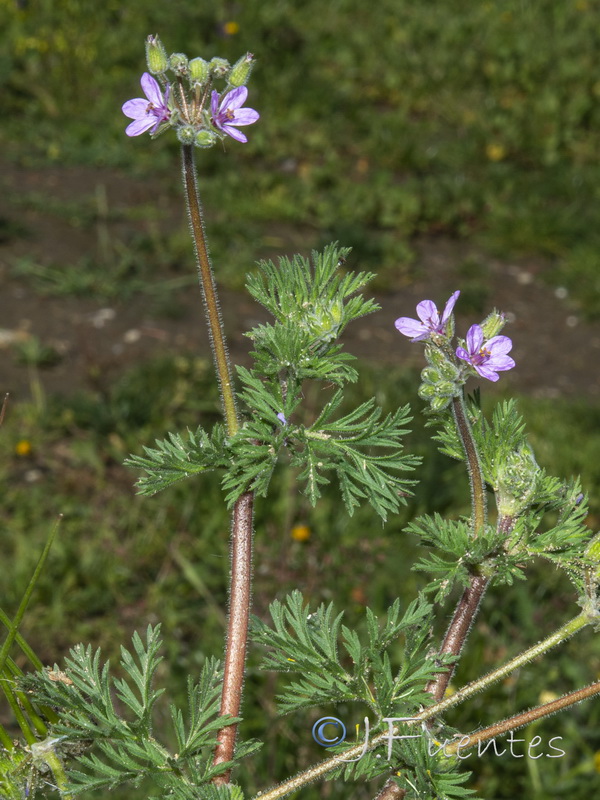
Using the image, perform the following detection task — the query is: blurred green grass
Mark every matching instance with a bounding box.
[2,0,600,311]
[2,0,600,795]
[2,358,600,797]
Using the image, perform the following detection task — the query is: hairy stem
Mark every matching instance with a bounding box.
[425,573,490,702]
[181,144,238,436]
[181,144,254,779]
[423,397,492,703]
[212,491,254,781]
[452,394,485,537]
[428,611,591,717]
[44,748,74,800]
[444,679,600,755]
[253,611,593,800]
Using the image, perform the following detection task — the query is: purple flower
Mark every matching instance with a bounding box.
[122,73,171,137]
[395,291,460,342]
[277,412,287,425]
[456,324,515,382]
[211,86,259,143]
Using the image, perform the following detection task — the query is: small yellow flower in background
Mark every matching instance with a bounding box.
[486,143,506,162]
[594,750,600,773]
[444,683,457,698]
[15,439,32,456]
[291,524,311,542]
[576,0,589,11]
[223,21,240,36]
[539,690,559,705]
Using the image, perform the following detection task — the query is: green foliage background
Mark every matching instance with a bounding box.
[2,0,600,310]
[1,0,600,798]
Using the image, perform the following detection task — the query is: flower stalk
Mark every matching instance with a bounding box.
[452,394,486,538]
[181,143,238,436]
[180,142,254,779]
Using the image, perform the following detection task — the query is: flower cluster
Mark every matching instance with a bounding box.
[122,35,259,148]
[395,291,515,410]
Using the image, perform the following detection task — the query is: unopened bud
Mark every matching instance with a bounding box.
[424,346,458,382]
[437,380,457,396]
[421,367,441,385]
[169,53,189,76]
[146,35,168,74]
[194,129,217,148]
[229,52,255,87]
[210,57,231,79]
[496,444,540,515]
[189,57,210,86]
[429,395,452,412]
[176,125,196,144]
[418,384,437,400]
[480,310,507,339]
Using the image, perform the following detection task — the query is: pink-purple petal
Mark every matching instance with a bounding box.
[125,116,156,136]
[122,98,148,119]
[487,335,513,355]
[222,86,248,110]
[441,290,461,324]
[231,109,260,125]
[489,355,515,371]
[395,318,429,339]
[416,300,439,326]
[140,72,163,106]
[475,364,501,382]
[466,324,484,352]
[223,125,248,143]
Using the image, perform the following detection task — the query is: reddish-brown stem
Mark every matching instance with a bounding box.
[180,144,255,780]
[425,573,490,701]
[374,780,406,800]
[212,491,255,781]
[444,679,600,754]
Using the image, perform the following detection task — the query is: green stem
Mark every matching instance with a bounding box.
[429,611,591,717]
[42,747,74,800]
[1,676,36,745]
[252,611,592,800]
[444,678,600,755]
[452,394,485,537]
[0,720,14,750]
[181,143,239,436]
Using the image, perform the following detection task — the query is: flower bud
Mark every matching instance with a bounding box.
[437,380,457,396]
[496,444,540,515]
[229,52,255,87]
[418,383,437,401]
[194,129,217,148]
[429,395,452,412]
[480,309,507,339]
[209,57,231,79]
[424,346,459,381]
[421,367,441,385]
[169,53,189,76]
[176,125,196,144]
[145,35,168,74]
[189,57,210,86]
